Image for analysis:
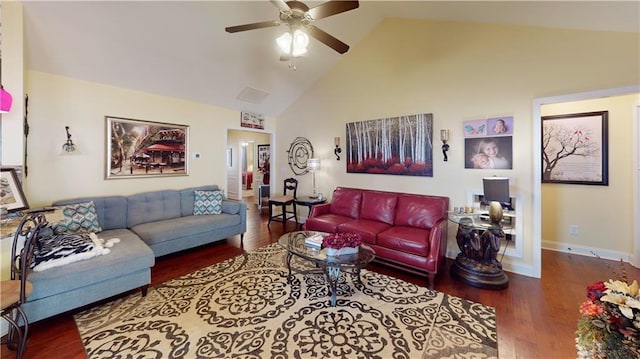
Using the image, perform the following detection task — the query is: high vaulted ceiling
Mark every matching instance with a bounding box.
[20,1,639,116]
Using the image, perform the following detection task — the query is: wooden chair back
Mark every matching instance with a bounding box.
[282,177,298,199]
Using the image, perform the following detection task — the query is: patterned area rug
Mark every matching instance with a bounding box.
[75,244,498,358]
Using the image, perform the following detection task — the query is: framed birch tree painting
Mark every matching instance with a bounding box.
[346,113,433,177]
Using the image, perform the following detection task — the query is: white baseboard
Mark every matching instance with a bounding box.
[501,261,537,278]
[542,240,635,263]
[446,249,538,278]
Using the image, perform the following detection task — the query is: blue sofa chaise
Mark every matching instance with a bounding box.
[23,185,247,323]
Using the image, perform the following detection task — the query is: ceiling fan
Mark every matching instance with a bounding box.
[225,0,359,58]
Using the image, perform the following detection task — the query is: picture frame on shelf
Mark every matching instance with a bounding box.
[1,168,30,212]
[240,112,265,130]
[541,111,608,185]
[105,116,189,179]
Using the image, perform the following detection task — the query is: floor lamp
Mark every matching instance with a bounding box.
[308,158,321,198]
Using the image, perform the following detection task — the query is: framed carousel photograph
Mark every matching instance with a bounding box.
[106,116,189,179]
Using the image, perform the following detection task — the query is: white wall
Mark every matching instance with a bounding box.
[276,18,640,277]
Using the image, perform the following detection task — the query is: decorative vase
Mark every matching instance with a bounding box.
[325,246,359,256]
[488,201,503,224]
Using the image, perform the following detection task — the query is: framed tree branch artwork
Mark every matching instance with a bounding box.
[106,116,189,179]
[542,111,608,185]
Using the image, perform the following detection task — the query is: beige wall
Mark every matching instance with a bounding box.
[20,71,275,207]
[276,18,639,276]
[541,94,639,258]
[1,2,25,165]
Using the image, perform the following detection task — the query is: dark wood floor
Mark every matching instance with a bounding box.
[3,197,639,358]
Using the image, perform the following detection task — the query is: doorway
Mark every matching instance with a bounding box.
[241,141,255,198]
[533,85,640,276]
[226,129,273,202]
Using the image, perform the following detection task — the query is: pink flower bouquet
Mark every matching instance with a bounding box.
[322,232,362,250]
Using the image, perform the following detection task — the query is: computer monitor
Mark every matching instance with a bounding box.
[483,177,511,209]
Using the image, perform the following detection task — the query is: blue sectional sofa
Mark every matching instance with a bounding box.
[23,185,246,323]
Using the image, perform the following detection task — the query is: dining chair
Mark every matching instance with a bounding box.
[268,178,298,228]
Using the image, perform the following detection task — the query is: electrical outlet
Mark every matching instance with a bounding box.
[569,225,579,235]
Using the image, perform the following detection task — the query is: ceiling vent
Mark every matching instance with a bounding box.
[237,86,269,104]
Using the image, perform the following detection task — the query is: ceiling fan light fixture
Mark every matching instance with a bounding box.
[276,29,309,57]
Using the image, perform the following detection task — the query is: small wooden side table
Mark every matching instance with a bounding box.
[295,196,326,230]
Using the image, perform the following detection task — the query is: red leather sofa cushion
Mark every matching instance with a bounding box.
[395,194,448,229]
[337,219,391,245]
[329,188,362,219]
[304,214,353,233]
[360,191,397,225]
[377,226,430,257]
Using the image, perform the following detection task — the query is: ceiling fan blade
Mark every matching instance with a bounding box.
[307,1,359,20]
[308,25,350,54]
[225,20,280,33]
[270,0,291,13]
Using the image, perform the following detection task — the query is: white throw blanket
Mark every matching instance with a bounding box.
[31,232,120,272]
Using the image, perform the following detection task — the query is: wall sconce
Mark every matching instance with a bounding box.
[334,137,342,161]
[307,158,321,197]
[62,126,78,154]
[440,129,450,161]
[0,85,13,113]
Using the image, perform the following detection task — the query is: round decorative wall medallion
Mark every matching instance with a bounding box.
[287,137,314,175]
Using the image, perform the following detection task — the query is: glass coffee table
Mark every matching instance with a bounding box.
[278,231,376,307]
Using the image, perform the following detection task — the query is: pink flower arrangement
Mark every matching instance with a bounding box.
[322,232,362,250]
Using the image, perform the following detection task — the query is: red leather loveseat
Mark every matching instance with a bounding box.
[304,187,449,288]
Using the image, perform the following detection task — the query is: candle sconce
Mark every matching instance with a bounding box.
[440,129,450,162]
